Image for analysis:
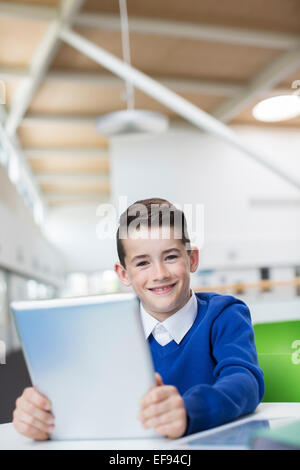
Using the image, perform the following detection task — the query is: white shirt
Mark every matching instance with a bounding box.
[140,290,198,346]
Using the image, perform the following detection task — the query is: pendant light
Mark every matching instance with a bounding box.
[96,0,169,137]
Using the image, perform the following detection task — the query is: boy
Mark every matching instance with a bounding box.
[12,198,264,440]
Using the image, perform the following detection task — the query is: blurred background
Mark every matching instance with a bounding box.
[0,0,300,423]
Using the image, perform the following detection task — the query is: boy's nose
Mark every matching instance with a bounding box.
[152,263,171,281]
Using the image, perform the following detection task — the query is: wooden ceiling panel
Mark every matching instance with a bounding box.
[2,0,298,34]
[83,0,300,34]
[29,81,125,115]
[0,17,49,67]
[134,89,225,116]
[29,155,110,174]
[50,29,124,72]
[46,195,110,207]
[52,28,282,82]
[18,121,109,148]
[27,78,225,116]
[0,0,298,210]
[0,0,60,6]
[40,180,110,195]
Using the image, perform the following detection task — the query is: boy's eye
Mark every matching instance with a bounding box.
[166,255,178,261]
[136,254,178,266]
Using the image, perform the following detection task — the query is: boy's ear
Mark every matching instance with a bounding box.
[114,262,131,287]
[189,246,199,273]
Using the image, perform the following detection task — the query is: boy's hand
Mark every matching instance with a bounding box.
[13,387,54,440]
[138,373,187,439]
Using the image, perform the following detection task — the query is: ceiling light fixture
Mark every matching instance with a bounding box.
[252,94,300,122]
[96,0,169,137]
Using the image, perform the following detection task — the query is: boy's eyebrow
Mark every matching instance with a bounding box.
[163,248,181,255]
[130,248,181,264]
[130,254,148,264]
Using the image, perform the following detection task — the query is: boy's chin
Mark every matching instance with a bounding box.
[141,286,190,315]
[146,297,181,314]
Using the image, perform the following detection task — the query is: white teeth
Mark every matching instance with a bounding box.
[152,285,172,292]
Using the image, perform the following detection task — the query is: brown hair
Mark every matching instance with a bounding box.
[116,198,191,267]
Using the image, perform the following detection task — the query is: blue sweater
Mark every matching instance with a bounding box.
[148,292,265,436]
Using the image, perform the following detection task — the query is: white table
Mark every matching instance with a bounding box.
[1,403,299,450]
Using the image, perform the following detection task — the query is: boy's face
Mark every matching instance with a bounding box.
[114,227,199,321]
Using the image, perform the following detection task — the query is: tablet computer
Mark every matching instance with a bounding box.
[11,293,159,440]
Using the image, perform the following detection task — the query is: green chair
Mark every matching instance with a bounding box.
[253,320,300,402]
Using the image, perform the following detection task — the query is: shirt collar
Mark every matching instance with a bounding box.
[140,290,198,344]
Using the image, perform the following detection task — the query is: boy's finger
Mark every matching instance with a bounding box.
[153,421,184,439]
[140,385,177,408]
[23,387,51,411]
[143,409,178,429]
[14,419,49,441]
[14,408,54,435]
[155,373,163,386]
[16,398,54,425]
[145,409,187,438]
[138,397,173,421]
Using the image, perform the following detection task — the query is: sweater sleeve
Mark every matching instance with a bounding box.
[182,298,265,436]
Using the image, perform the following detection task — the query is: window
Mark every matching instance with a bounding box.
[63,270,119,298]
[260,267,271,292]
[0,140,9,168]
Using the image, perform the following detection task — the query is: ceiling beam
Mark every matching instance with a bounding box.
[212,45,300,123]
[0,66,244,96]
[1,66,293,104]
[48,72,245,96]
[0,1,56,22]
[75,12,300,50]
[0,2,299,49]
[25,148,109,158]
[0,66,29,80]
[59,26,300,192]
[22,114,97,125]
[4,0,85,137]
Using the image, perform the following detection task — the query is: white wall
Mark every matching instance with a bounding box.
[45,204,117,273]
[110,125,300,270]
[45,125,300,273]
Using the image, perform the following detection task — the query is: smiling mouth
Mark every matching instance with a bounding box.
[148,282,177,294]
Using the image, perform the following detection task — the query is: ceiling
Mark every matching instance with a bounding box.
[0,0,300,208]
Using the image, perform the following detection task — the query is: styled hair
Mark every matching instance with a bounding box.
[116,197,191,268]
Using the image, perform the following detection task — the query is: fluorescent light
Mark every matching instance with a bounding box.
[252,95,300,122]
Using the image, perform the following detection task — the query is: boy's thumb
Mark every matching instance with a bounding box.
[155,372,163,386]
